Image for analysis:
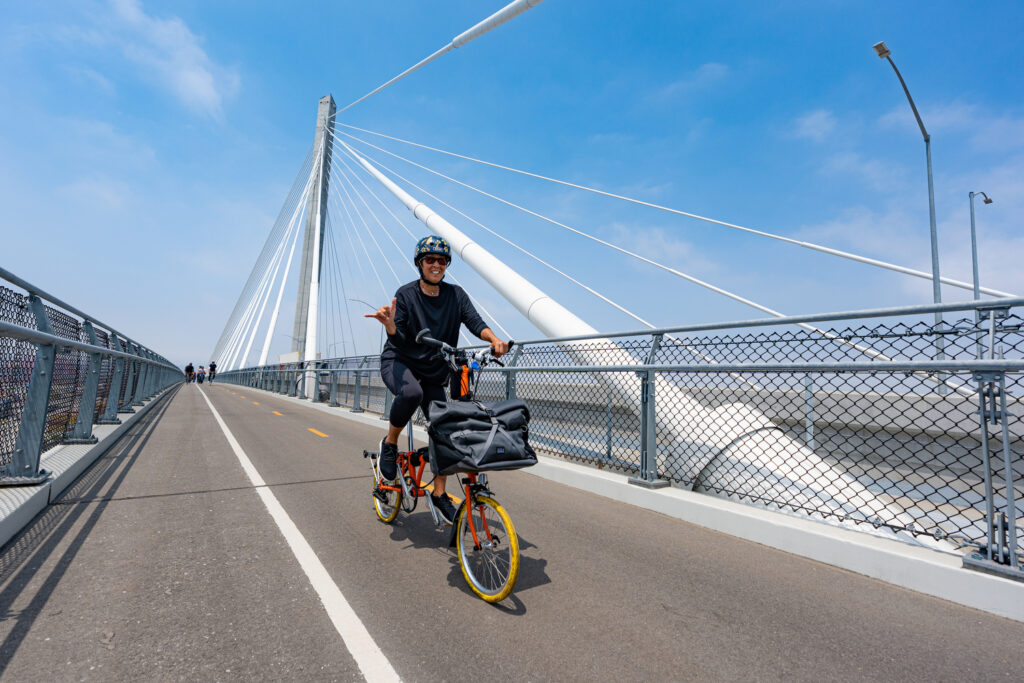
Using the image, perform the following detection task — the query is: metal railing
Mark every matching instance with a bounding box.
[220,298,1023,574]
[0,267,181,485]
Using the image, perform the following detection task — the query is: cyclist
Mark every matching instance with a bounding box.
[208,360,217,383]
[185,362,194,384]
[366,235,509,523]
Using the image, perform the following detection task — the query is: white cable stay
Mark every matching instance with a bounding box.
[333,149,512,341]
[330,171,395,291]
[333,0,545,117]
[322,218,359,357]
[331,127,808,322]
[212,143,317,361]
[259,184,309,366]
[336,123,1016,299]
[328,178,390,298]
[238,207,300,369]
[334,135,983,390]
[334,161,476,346]
[335,165,402,284]
[227,160,318,370]
[334,143,759,386]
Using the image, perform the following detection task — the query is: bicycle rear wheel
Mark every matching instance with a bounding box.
[373,477,402,524]
[456,495,519,602]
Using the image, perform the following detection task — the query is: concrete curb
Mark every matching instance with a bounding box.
[0,385,178,550]
[221,382,1024,623]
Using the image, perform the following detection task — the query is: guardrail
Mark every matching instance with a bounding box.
[0,267,181,485]
[220,298,1023,577]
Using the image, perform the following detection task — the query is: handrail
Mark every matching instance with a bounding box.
[0,320,178,370]
[0,266,170,363]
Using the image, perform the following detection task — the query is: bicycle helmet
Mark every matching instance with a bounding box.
[413,235,452,266]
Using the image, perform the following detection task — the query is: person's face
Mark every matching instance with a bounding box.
[419,255,447,284]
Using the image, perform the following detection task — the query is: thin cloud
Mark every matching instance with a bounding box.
[878,101,1024,151]
[110,0,239,119]
[650,62,730,101]
[793,109,837,142]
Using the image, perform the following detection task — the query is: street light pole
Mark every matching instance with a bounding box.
[874,41,944,361]
[968,191,993,301]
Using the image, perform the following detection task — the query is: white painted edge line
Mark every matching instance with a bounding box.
[198,387,400,682]
[214,383,1024,622]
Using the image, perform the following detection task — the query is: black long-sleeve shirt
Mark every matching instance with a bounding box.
[381,280,488,384]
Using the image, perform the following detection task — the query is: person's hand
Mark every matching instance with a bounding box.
[490,339,510,358]
[365,298,397,334]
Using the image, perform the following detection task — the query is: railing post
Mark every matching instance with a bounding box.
[131,344,147,407]
[629,334,668,489]
[98,334,124,425]
[352,359,366,413]
[296,364,307,399]
[505,344,523,400]
[67,320,102,443]
[3,294,55,484]
[804,374,815,450]
[289,367,298,397]
[119,344,138,410]
[329,367,340,407]
[965,369,1022,578]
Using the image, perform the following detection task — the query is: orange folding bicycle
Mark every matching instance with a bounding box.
[364,338,520,603]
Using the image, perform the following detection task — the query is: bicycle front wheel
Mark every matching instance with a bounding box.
[456,495,519,602]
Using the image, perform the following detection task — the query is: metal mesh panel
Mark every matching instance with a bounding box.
[232,306,1023,557]
[0,287,36,468]
[42,304,85,451]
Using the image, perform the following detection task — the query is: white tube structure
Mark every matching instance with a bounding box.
[341,140,939,546]
[259,180,312,367]
[336,0,545,115]
[301,154,326,397]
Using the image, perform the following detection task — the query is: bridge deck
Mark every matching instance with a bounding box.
[1,383,1022,680]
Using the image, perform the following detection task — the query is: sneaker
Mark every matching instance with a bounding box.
[379,440,398,481]
[431,493,458,524]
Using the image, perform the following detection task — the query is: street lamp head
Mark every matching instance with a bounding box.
[873,41,891,59]
[982,194,993,204]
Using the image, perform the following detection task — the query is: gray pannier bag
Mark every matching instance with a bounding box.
[427,398,537,476]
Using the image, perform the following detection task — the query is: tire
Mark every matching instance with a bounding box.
[373,478,402,523]
[456,496,519,602]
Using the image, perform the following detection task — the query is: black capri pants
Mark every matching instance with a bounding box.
[381,357,447,428]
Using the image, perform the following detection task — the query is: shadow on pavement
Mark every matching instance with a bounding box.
[0,386,179,673]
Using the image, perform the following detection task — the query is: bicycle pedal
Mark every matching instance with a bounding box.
[363,450,378,459]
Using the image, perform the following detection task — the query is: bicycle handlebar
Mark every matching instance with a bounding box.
[415,328,514,368]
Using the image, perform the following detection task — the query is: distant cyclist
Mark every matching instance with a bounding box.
[366,235,509,523]
[185,363,194,384]
[208,361,217,383]
[196,366,206,384]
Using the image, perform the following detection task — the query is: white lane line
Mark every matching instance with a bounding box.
[198,387,399,682]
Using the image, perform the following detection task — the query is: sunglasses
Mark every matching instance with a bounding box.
[421,256,448,265]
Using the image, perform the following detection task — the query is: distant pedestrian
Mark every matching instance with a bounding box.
[208,361,217,383]
[185,363,194,384]
[196,366,206,384]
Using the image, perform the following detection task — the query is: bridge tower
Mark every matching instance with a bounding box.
[291,94,336,363]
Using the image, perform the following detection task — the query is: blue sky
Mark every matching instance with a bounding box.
[1,1,1022,367]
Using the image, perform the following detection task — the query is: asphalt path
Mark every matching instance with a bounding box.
[1,382,1022,681]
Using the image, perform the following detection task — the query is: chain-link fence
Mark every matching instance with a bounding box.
[0,269,181,484]
[221,299,1023,571]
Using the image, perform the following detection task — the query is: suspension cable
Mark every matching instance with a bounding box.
[335,123,1015,299]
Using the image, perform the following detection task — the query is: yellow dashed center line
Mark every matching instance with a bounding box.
[240,395,246,399]
[272,411,283,416]
[308,428,329,438]
[252,402,260,406]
